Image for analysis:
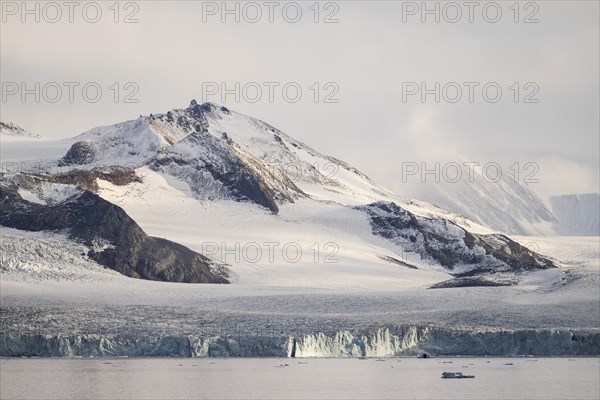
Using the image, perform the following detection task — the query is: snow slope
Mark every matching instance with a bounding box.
[191,103,485,229]
[401,162,556,236]
[96,167,447,289]
[0,122,44,141]
[0,227,120,283]
[550,193,600,236]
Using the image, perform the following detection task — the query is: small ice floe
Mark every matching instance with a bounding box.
[442,372,475,379]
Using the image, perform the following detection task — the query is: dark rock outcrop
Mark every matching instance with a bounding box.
[430,277,514,289]
[36,167,140,192]
[0,179,229,283]
[50,102,305,214]
[357,202,557,279]
[150,129,304,214]
[58,141,96,166]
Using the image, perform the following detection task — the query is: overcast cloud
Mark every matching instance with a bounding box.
[1,0,598,199]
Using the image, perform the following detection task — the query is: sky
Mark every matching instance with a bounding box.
[1,0,598,199]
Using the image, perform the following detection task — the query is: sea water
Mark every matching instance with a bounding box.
[1,358,598,399]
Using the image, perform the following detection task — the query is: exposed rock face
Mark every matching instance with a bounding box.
[150,128,304,214]
[430,277,514,289]
[58,141,96,166]
[146,102,305,213]
[51,102,305,213]
[357,202,557,280]
[0,178,229,283]
[42,167,141,192]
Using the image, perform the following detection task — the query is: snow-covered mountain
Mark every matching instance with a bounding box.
[550,193,600,236]
[0,101,563,289]
[400,164,556,236]
[0,174,229,283]
[0,102,488,226]
[0,122,44,141]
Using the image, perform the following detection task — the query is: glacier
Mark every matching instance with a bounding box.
[1,327,598,358]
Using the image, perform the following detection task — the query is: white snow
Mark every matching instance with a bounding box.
[0,228,119,283]
[0,122,44,141]
[550,194,600,236]
[96,167,446,289]
[0,224,598,331]
[400,161,557,236]
[16,188,46,204]
[16,181,81,205]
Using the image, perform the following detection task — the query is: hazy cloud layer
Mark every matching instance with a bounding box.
[1,1,598,198]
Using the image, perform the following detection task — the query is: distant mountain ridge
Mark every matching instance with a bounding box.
[550,193,600,236]
[399,162,557,236]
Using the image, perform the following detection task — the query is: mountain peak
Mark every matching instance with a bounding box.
[186,100,230,115]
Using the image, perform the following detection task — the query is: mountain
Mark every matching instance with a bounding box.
[0,174,229,283]
[550,194,600,236]
[0,122,44,141]
[1,102,480,224]
[358,201,554,286]
[0,101,560,288]
[400,163,556,236]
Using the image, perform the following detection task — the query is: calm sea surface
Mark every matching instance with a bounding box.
[1,357,599,399]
